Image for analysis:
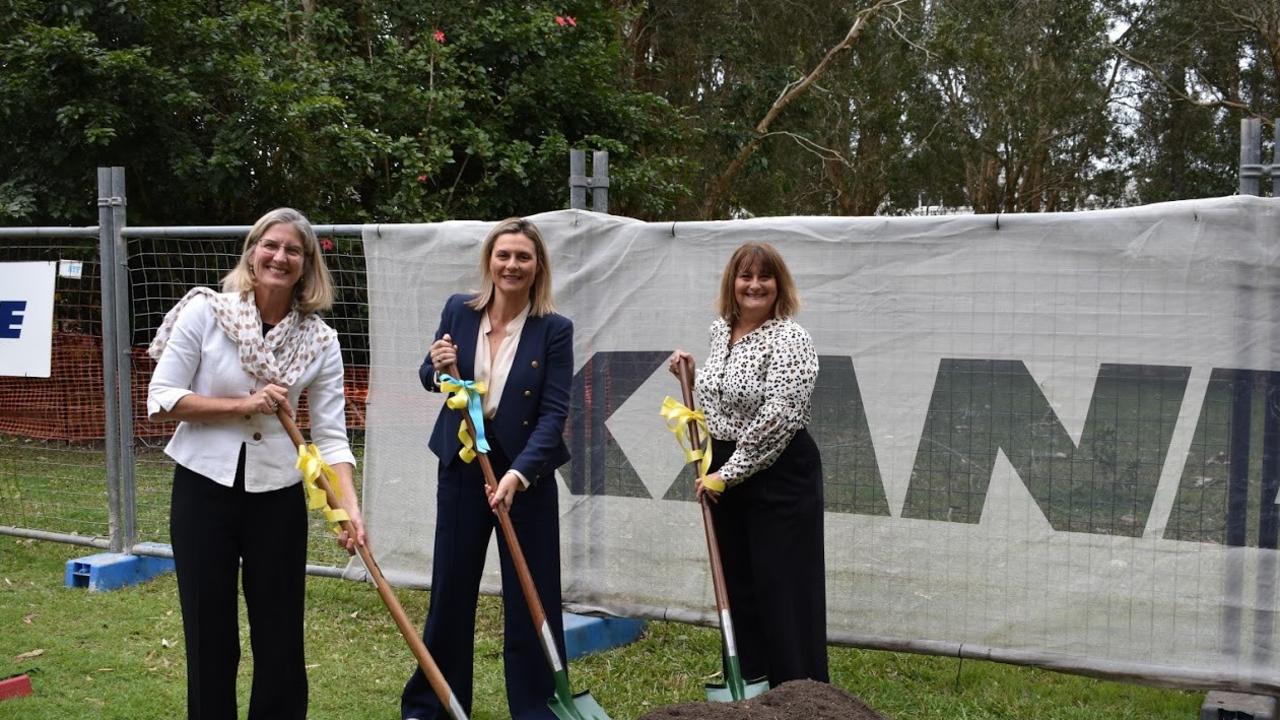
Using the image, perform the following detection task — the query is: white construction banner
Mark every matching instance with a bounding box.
[0,261,56,377]
[362,196,1280,693]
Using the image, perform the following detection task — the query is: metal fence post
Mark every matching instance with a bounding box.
[1239,118,1263,196]
[569,150,587,210]
[591,150,609,214]
[96,168,125,553]
[1270,121,1280,198]
[108,167,137,551]
[569,150,609,212]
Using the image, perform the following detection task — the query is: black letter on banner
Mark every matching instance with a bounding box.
[811,355,889,515]
[563,351,669,497]
[901,360,1188,535]
[1165,368,1280,548]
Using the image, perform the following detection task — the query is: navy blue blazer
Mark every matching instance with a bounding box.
[420,294,573,485]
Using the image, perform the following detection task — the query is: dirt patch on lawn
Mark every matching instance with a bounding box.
[636,679,889,720]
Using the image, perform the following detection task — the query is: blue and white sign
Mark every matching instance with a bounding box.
[0,261,56,377]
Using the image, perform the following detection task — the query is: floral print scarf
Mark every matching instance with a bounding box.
[147,287,336,387]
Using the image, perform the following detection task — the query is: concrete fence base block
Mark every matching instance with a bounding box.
[64,548,175,591]
[563,613,646,660]
[1201,691,1277,720]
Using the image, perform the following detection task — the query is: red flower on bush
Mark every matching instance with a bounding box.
[555,15,576,27]
[417,174,429,183]
[320,238,335,252]
[433,28,446,43]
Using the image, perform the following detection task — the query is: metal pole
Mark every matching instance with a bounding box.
[1240,118,1262,196]
[1272,121,1280,198]
[122,225,367,238]
[96,168,125,553]
[591,150,609,213]
[569,150,587,210]
[109,167,137,551]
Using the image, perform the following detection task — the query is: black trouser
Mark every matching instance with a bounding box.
[709,429,830,686]
[170,444,308,720]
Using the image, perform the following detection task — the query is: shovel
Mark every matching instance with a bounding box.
[443,364,611,720]
[275,409,470,720]
[674,359,770,702]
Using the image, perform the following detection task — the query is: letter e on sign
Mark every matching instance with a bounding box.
[0,301,25,339]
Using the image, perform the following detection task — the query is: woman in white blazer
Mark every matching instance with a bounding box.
[146,208,364,720]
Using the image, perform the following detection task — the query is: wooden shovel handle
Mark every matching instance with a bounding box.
[676,359,734,617]
[440,365,550,630]
[275,409,460,716]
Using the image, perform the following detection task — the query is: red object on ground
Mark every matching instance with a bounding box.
[0,674,33,701]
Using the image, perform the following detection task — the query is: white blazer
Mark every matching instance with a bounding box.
[146,293,356,492]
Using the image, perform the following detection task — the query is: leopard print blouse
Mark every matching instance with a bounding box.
[694,316,818,486]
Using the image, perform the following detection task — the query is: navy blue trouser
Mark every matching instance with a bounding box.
[401,440,566,720]
[170,445,308,720]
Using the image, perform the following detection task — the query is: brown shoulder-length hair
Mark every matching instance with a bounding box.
[715,242,800,322]
[465,217,556,316]
[222,208,335,314]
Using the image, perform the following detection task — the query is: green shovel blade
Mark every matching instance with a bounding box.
[705,676,769,703]
[705,656,768,702]
[548,669,611,720]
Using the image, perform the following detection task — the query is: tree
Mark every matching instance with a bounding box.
[918,0,1123,212]
[0,1,689,224]
[1113,0,1273,202]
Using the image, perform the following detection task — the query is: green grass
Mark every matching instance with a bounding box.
[0,538,1202,720]
[0,437,357,568]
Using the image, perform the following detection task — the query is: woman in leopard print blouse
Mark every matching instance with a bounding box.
[669,242,828,687]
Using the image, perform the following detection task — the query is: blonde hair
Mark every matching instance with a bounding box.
[465,217,555,316]
[715,242,800,323]
[222,208,334,314]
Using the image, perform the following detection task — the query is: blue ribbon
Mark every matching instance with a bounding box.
[439,373,490,457]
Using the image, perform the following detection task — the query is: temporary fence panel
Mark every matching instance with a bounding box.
[0,231,112,544]
[362,198,1280,694]
[125,228,370,569]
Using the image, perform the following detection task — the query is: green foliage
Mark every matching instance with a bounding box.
[0,0,1270,223]
[0,1,687,224]
[1115,0,1259,203]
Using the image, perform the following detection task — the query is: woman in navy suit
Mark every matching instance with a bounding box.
[401,217,573,720]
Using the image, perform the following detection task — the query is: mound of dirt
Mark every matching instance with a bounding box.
[635,679,889,720]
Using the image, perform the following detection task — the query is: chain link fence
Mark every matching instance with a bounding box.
[0,169,372,573]
[0,228,111,545]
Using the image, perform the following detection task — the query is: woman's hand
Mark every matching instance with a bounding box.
[429,334,458,374]
[487,471,523,514]
[696,472,724,504]
[244,383,292,417]
[331,462,366,552]
[668,349,696,378]
[336,507,366,553]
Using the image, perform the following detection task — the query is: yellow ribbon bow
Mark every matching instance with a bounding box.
[660,396,719,490]
[456,420,479,463]
[440,374,489,462]
[296,443,350,533]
